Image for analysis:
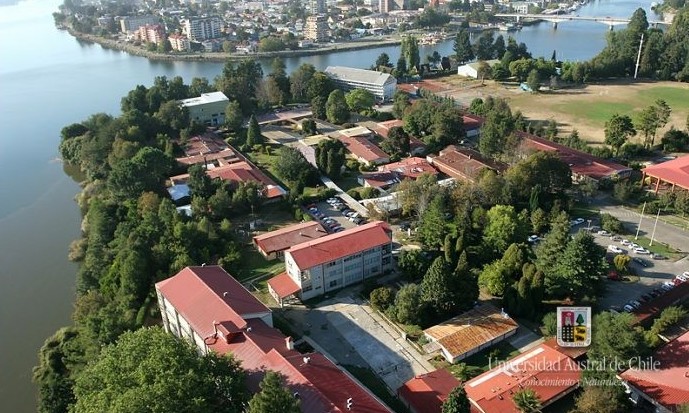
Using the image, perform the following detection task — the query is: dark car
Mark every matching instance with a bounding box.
[633,257,649,267]
[652,254,667,260]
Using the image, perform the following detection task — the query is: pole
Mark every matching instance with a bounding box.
[650,208,661,246]
[634,33,644,79]
[635,202,646,240]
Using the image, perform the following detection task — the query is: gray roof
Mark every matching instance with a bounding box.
[179,91,229,107]
[325,66,396,87]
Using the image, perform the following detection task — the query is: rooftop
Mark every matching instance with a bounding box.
[398,369,460,413]
[642,155,689,190]
[619,331,689,410]
[465,343,582,413]
[325,66,396,87]
[519,132,631,181]
[428,145,507,182]
[253,221,328,255]
[335,134,389,164]
[179,91,229,107]
[423,304,519,360]
[266,272,301,299]
[286,221,392,270]
[175,133,238,166]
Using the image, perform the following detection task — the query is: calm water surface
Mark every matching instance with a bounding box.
[0,0,652,410]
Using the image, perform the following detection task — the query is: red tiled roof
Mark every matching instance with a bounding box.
[253,222,327,255]
[519,132,631,181]
[372,119,404,139]
[542,337,588,360]
[619,331,689,410]
[399,369,460,413]
[286,221,392,270]
[361,157,438,188]
[643,155,689,190]
[428,145,507,182]
[462,114,484,130]
[336,135,390,164]
[155,266,271,339]
[176,133,236,165]
[267,272,301,299]
[464,344,581,413]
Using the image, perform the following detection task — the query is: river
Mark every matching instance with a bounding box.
[0,0,654,411]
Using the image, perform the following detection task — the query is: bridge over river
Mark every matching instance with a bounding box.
[495,13,668,29]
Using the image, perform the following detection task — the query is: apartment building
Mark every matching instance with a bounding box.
[182,17,223,41]
[303,14,328,43]
[309,0,327,14]
[120,15,159,33]
[271,221,393,301]
[136,24,165,44]
[168,33,190,51]
[325,66,397,102]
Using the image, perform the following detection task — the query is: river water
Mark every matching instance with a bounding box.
[0,0,653,410]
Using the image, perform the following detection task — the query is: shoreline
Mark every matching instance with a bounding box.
[68,29,404,62]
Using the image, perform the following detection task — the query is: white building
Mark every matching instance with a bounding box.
[168,33,190,51]
[271,221,393,301]
[182,17,223,41]
[309,0,326,15]
[179,91,229,126]
[325,66,397,102]
[456,59,501,78]
[120,15,159,33]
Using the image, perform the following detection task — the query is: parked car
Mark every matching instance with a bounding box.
[527,235,540,243]
[676,274,689,282]
[662,281,675,290]
[621,239,632,246]
[633,257,649,267]
[623,304,635,312]
[573,218,585,225]
[334,227,345,232]
[607,270,621,281]
[629,300,642,309]
[341,209,352,216]
[640,293,652,302]
[673,278,684,286]
[633,247,650,255]
[652,253,667,260]
[611,235,623,241]
[597,230,611,236]
[326,198,338,204]
[683,271,689,278]
[630,243,641,249]
[399,222,410,231]
[608,245,624,254]
[308,207,318,213]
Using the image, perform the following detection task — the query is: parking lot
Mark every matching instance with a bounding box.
[304,196,368,234]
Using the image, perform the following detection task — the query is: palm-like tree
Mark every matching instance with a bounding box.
[512,388,542,413]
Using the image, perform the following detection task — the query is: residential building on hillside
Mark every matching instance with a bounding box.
[303,14,328,42]
[268,221,393,301]
[155,266,392,413]
[427,145,507,183]
[464,343,582,412]
[423,304,518,363]
[398,369,460,413]
[136,24,165,44]
[168,33,190,51]
[182,17,223,41]
[120,15,159,33]
[179,91,229,126]
[325,66,397,102]
[253,221,328,260]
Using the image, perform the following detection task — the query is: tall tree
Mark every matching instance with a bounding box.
[454,251,479,311]
[421,257,457,317]
[382,126,411,158]
[326,89,349,124]
[72,327,247,413]
[526,69,540,93]
[290,63,316,102]
[453,29,474,64]
[442,386,471,413]
[375,52,391,68]
[535,211,569,280]
[245,114,264,147]
[604,114,636,155]
[549,231,606,300]
[392,90,411,119]
[393,283,424,325]
[224,100,243,132]
[474,31,495,61]
[247,372,300,413]
[512,389,542,413]
[493,35,506,59]
[345,88,376,113]
[483,205,526,255]
[311,95,327,120]
[401,35,420,71]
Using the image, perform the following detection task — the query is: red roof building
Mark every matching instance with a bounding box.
[253,221,328,260]
[282,221,393,300]
[519,132,632,182]
[155,266,392,413]
[370,120,427,156]
[427,145,507,183]
[619,330,689,412]
[641,155,689,193]
[332,127,390,166]
[464,343,582,413]
[398,369,461,413]
[462,114,484,138]
[175,133,237,166]
[358,157,438,190]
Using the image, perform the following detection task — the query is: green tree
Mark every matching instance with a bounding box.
[483,205,526,255]
[549,231,606,300]
[314,139,346,179]
[274,146,318,185]
[512,388,542,413]
[401,35,420,71]
[188,164,215,200]
[525,69,540,93]
[246,114,264,147]
[454,252,479,311]
[382,126,410,158]
[474,31,495,61]
[442,386,471,413]
[418,194,449,249]
[247,371,300,413]
[375,52,391,68]
[392,90,411,119]
[301,119,318,136]
[306,72,333,100]
[72,327,247,413]
[370,287,395,311]
[530,208,548,234]
[224,100,243,132]
[396,55,407,76]
[493,35,506,59]
[398,249,431,281]
[604,114,636,155]
[311,95,327,120]
[600,213,624,234]
[421,257,457,317]
[345,88,376,113]
[535,211,570,280]
[572,386,629,413]
[326,89,349,124]
[453,29,474,64]
[393,283,424,325]
[661,127,689,152]
[290,63,316,102]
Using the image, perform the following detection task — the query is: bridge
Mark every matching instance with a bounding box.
[495,13,667,30]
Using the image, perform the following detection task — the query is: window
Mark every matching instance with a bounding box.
[382,257,391,265]
[329,280,339,288]
[303,285,313,292]
[326,261,337,267]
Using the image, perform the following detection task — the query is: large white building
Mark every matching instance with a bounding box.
[268,221,393,301]
[120,15,159,33]
[179,91,229,126]
[303,14,328,42]
[182,17,223,41]
[325,66,397,102]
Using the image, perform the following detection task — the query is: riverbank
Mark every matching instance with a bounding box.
[68,29,403,62]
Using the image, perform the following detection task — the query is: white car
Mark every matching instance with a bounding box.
[528,235,540,243]
[608,245,624,254]
[630,243,640,249]
[573,218,585,225]
[676,274,689,282]
[621,239,632,246]
[662,281,675,290]
[633,247,650,255]
[623,304,635,312]
[598,230,611,236]
[683,271,689,278]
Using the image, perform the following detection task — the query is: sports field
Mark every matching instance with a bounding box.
[436,78,689,144]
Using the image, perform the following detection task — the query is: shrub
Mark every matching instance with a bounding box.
[541,312,557,337]
[600,213,624,234]
[370,287,395,311]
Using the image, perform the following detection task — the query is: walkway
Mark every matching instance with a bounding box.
[320,175,369,217]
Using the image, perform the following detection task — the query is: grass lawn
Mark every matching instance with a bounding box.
[630,235,682,260]
[342,365,410,413]
[334,174,361,192]
[552,100,635,126]
[243,143,287,187]
[235,246,285,281]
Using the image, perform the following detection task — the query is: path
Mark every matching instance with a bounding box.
[320,175,369,216]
